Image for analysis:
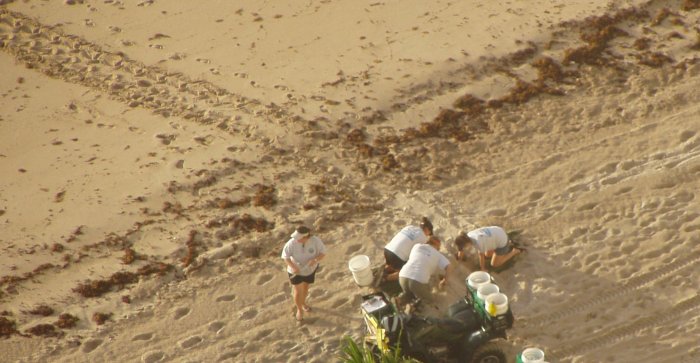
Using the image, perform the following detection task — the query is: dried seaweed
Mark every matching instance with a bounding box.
[346,129,366,143]
[181,230,199,268]
[54,313,79,329]
[122,247,136,265]
[252,184,276,209]
[636,51,674,67]
[682,0,700,11]
[26,324,62,337]
[27,304,54,316]
[92,312,112,325]
[0,317,21,338]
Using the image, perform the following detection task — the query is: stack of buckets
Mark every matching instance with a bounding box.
[467,271,509,316]
[516,347,547,363]
[348,255,374,287]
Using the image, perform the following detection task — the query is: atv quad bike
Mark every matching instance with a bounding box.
[361,280,513,363]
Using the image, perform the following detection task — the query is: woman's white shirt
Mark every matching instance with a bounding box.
[281,236,326,275]
[399,243,450,284]
[385,225,428,261]
[466,226,508,254]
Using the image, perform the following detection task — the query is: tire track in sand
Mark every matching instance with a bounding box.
[520,250,700,330]
[0,9,292,130]
[547,294,700,361]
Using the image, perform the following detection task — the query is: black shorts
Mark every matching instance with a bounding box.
[288,267,318,285]
[455,238,468,251]
[384,248,406,270]
[495,244,513,256]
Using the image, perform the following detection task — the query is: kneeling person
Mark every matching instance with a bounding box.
[455,226,521,272]
[398,236,450,306]
[383,217,433,281]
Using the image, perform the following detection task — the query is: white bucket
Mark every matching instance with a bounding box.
[476,283,500,303]
[485,292,509,316]
[348,255,373,287]
[467,271,491,291]
[521,347,545,363]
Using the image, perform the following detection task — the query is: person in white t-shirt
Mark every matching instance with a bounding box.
[281,226,326,322]
[398,236,450,306]
[383,217,434,281]
[454,226,522,271]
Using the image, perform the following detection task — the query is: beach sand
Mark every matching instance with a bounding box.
[1,0,699,362]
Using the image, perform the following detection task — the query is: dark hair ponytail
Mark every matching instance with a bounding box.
[420,217,433,236]
[296,226,310,234]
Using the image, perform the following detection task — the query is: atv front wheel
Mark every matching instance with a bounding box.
[469,342,506,363]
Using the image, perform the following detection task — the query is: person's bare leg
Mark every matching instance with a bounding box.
[301,283,311,311]
[292,283,307,320]
[491,248,522,267]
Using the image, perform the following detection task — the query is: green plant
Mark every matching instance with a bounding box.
[338,335,420,363]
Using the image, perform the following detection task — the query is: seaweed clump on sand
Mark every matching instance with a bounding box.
[92,312,112,325]
[209,213,275,241]
[636,52,674,67]
[252,184,276,209]
[73,262,173,298]
[54,313,79,329]
[181,230,199,268]
[27,304,54,316]
[121,247,137,265]
[26,324,62,338]
[346,128,366,143]
[215,196,251,209]
[531,56,577,84]
[682,0,700,11]
[452,94,485,116]
[562,8,649,66]
[0,316,23,338]
[400,109,474,142]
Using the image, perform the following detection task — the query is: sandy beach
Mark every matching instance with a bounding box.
[1,0,699,362]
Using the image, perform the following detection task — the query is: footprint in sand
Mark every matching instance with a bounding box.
[239,308,257,320]
[208,321,225,333]
[327,271,344,281]
[309,289,327,299]
[345,244,362,254]
[330,297,349,308]
[274,340,296,350]
[487,208,507,217]
[216,294,236,302]
[615,186,634,195]
[528,191,544,201]
[81,338,103,353]
[253,329,274,340]
[141,351,165,363]
[679,130,696,142]
[256,274,273,285]
[132,332,154,341]
[652,180,676,189]
[598,161,618,174]
[178,335,203,349]
[619,160,641,171]
[218,352,240,361]
[577,202,598,211]
[173,307,190,320]
[600,175,624,185]
[266,293,286,305]
[228,340,246,349]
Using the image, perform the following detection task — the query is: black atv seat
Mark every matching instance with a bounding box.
[433,318,471,334]
[425,308,481,335]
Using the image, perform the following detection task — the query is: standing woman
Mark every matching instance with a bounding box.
[281,226,326,322]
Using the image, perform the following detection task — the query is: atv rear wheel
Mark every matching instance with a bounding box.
[469,342,506,363]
